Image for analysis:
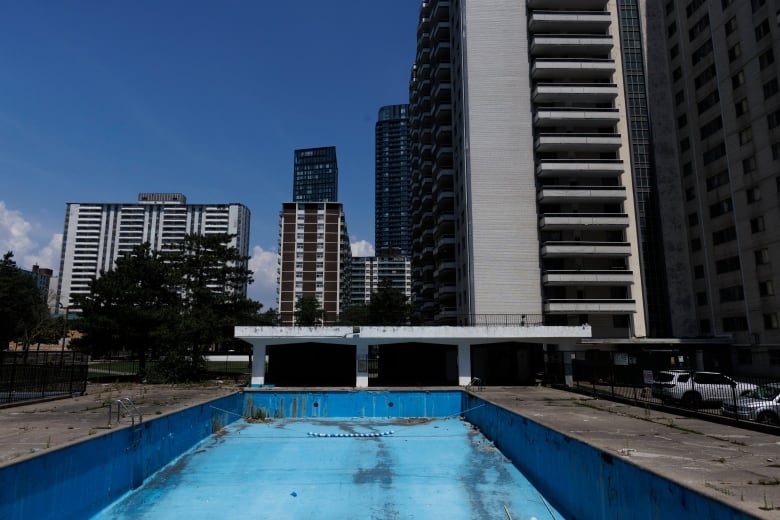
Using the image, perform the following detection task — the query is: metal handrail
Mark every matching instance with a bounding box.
[108,397,143,427]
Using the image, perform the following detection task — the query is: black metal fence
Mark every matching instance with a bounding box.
[1,351,88,405]
[546,350,780,430]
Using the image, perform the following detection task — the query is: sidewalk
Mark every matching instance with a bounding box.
[476,386,780,519]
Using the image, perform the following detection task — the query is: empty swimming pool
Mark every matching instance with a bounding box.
[94,417,563,519]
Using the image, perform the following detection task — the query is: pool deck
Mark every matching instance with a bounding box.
[2,384,780,518]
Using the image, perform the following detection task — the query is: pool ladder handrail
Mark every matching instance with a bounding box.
[466,377,484,392]
[109,397,143,427]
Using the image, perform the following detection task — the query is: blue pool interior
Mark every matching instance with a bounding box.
[0,390,757,520]
[95,418,564,519]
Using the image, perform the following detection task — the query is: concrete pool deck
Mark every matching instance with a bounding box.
[2,384,780,517]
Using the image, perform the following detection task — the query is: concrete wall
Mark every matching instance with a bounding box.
[0,393,244,520]
[463,393,754,520]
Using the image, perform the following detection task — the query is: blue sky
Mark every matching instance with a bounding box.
[0,1,420,309]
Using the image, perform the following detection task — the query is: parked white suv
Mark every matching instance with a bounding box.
[651,370,756,408]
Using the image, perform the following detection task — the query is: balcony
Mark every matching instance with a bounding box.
[542,270,634,285]
[530,35,613,57]
[535,133,622,152]
[532,58,615,80]
[534,108,620,127]
[537,186,626,203]
[536,160,624,178]
[544,299,636,313]
[527,0,609,8]
[528,11,611,33]
[533,83,617,103]
[539,213,630,229]
[541,241,632,257]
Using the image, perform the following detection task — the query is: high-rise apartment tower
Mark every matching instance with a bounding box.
[293,147,339,203]
[375,104,411,256]
[57,193,251,310]
[410,0,648,339]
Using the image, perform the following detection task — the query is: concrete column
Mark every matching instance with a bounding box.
[457,343,472,386]
[251,344,267,387]
[356,341,369,388]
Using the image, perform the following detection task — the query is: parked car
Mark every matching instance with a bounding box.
[651,370,756,408]
[721,382,780,426]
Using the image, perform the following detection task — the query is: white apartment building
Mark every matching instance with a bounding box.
[57,193,251,310]
[410,0,647,339]
[349,255,412,307]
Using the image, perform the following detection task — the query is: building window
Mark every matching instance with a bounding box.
[683,162,693,176]
[691,237,702,251]
[751,216,766,233]
[765,313,779,330]
[737,349,753,365]
[759,280,775,296]
[732,71,745,89]
[770,350,780,365]
[700,115,723,139]
[694,65,716,88]
[728,43,741,62]
[743,156,757,174]
[706,170,729,191]
[709,198,733,218]
[752,0,766,12]
[760,49,775,69]
[696,291,708,305]
[712,226,737,245]
[666,0,675,14]
[673,67,682,82]
[722,0,734,7]
[670,44,679,59]
[719,285,744,302]
[675,90,685,105]
[769,109,780,129]
[755,19,771,41]
[702,142,725,164]
[679,137,690,152]
[692,39,713,64]
[715,255,740,273]
[688,212,699,226]
[686,187,696,201]
[764,78,779,100]
[698,90,720,114]
[668,21,677,37]
[723,316,749,331]
[700,319,711,333]
[735,98,749,117]
[755,248,770,266]
[747,187,761,203]
[694,264,705,278]
[725,17,737,36]
[689,14,710,41]
[773,143,780,160]
[739,127,753,145]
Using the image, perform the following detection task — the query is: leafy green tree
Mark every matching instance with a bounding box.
[72,243,175,372]
[336,304,369,326]
[162,233,260,378]
[294,295,325,326]
[0,252,50,350]
[368,279,410,325]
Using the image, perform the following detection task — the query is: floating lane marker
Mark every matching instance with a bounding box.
[307,431,395,438]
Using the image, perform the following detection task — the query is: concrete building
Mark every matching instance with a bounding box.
[375,104,412,256]
[409,0,647,339]
[293,146,338,203]
[349,253,412,307]
[56,193,250,310]
[652,0,780,372]
[276,202,351,325]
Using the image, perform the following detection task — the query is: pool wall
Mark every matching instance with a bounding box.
[1,390,757,520]
[0,392,244,520]
[243,389,461,418]
[463,393,755,520]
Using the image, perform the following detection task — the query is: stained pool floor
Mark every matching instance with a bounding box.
[95,418,564,520]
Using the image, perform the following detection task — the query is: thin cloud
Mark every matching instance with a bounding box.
[247,245,278,309]
[0,200,34,255]
[350,238,375,257]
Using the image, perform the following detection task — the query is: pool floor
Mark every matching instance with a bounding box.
[95,418,564,519]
